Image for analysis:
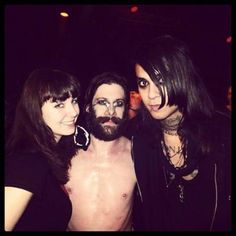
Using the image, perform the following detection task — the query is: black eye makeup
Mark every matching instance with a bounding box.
[153,68,165,85]
[54,101,64,108]
[113,99,125,107]
[72,97,79,104]
[157,77,164,85]
[96,99,108,106]
[137,78,149,88]
[93,98,125,109]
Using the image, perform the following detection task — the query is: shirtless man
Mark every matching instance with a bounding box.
[65,72,136,231]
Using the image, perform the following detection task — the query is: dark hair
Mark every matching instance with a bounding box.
[84,72,130,117]
[6,68,81,184]
[134,35,214,154]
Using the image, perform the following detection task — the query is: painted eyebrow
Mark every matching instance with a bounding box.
[95,97,107,100]
[48,98,62,103]
[137,77,148,80]
[95,97,125,101]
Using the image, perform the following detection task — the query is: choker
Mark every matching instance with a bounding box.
[161,139,187,169]
[163,129,178,136]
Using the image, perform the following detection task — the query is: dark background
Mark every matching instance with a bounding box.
[5,4,231,129]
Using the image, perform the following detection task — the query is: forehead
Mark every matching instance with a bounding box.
[135,64,151,80]
[93,83,125,100]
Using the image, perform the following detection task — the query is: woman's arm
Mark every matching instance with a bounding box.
[4,186,33,231]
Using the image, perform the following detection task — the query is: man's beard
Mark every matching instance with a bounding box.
[85,108,127,141]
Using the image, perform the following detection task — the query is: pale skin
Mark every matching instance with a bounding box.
[65,84,137,231]
[5,96,79,231]
[135,63,197,180]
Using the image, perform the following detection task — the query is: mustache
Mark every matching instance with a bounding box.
[96,116,122,125]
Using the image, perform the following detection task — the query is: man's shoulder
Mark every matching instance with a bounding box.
[119,136,132,153]
[121,136,131,144]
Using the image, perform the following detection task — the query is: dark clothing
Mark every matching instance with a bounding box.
[124,113,142,140]
[5,151,72,231]
[132,111,231,231]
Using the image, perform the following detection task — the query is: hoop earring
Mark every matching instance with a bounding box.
[74,125,90,147]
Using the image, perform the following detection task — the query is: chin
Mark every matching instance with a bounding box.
[150,111,167,120]
[63,128,76,136]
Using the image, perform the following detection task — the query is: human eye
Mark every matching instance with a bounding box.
[97,99,108,106]
[54,102,64,108]
[137,78,149,88]
[154,69,165,85]
[114,99,125,108]
[72,97,78,104]
[158,77,164,85]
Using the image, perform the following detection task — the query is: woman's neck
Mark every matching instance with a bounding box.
[160,111,183,136]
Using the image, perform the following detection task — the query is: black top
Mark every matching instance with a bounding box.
[132,111,231,231]
[5,151,72,231]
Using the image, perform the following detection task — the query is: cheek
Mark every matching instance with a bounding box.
[116,108,125,117]
[42,113,55,128]
[92,106,101,116]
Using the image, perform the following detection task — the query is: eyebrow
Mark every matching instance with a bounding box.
[95,97,125,101]
[95,97,107,100]
[137,77,147,80]
[48,98,61,103]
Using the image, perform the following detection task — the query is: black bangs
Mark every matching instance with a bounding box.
[139,61,167,109]
[41,75,80,103]
[45,85,80,103]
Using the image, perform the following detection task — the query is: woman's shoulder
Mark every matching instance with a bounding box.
[7,150,49,169]
[211,110,231,142]
[5,150,51,194]
[209,110,231,165]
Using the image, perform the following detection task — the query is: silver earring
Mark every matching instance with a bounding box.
[74,125,90,147]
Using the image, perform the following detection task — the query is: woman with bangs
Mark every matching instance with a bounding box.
[5,68,81,231]
[132,35,231,231]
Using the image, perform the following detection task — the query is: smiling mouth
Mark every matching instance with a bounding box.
[63,121,76,125]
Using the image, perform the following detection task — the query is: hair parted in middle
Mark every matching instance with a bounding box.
[84,71,130,117]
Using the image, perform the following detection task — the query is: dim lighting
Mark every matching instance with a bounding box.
[226,36,232,44]
[130,5,138,13]
[60,12,69,18]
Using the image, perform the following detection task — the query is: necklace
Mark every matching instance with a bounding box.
[163,129,178,136]
[162,167,185,203]
[178,184,184,203]
[161,140,187,169]
[160,113,183,134]
[162,166,175,188]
